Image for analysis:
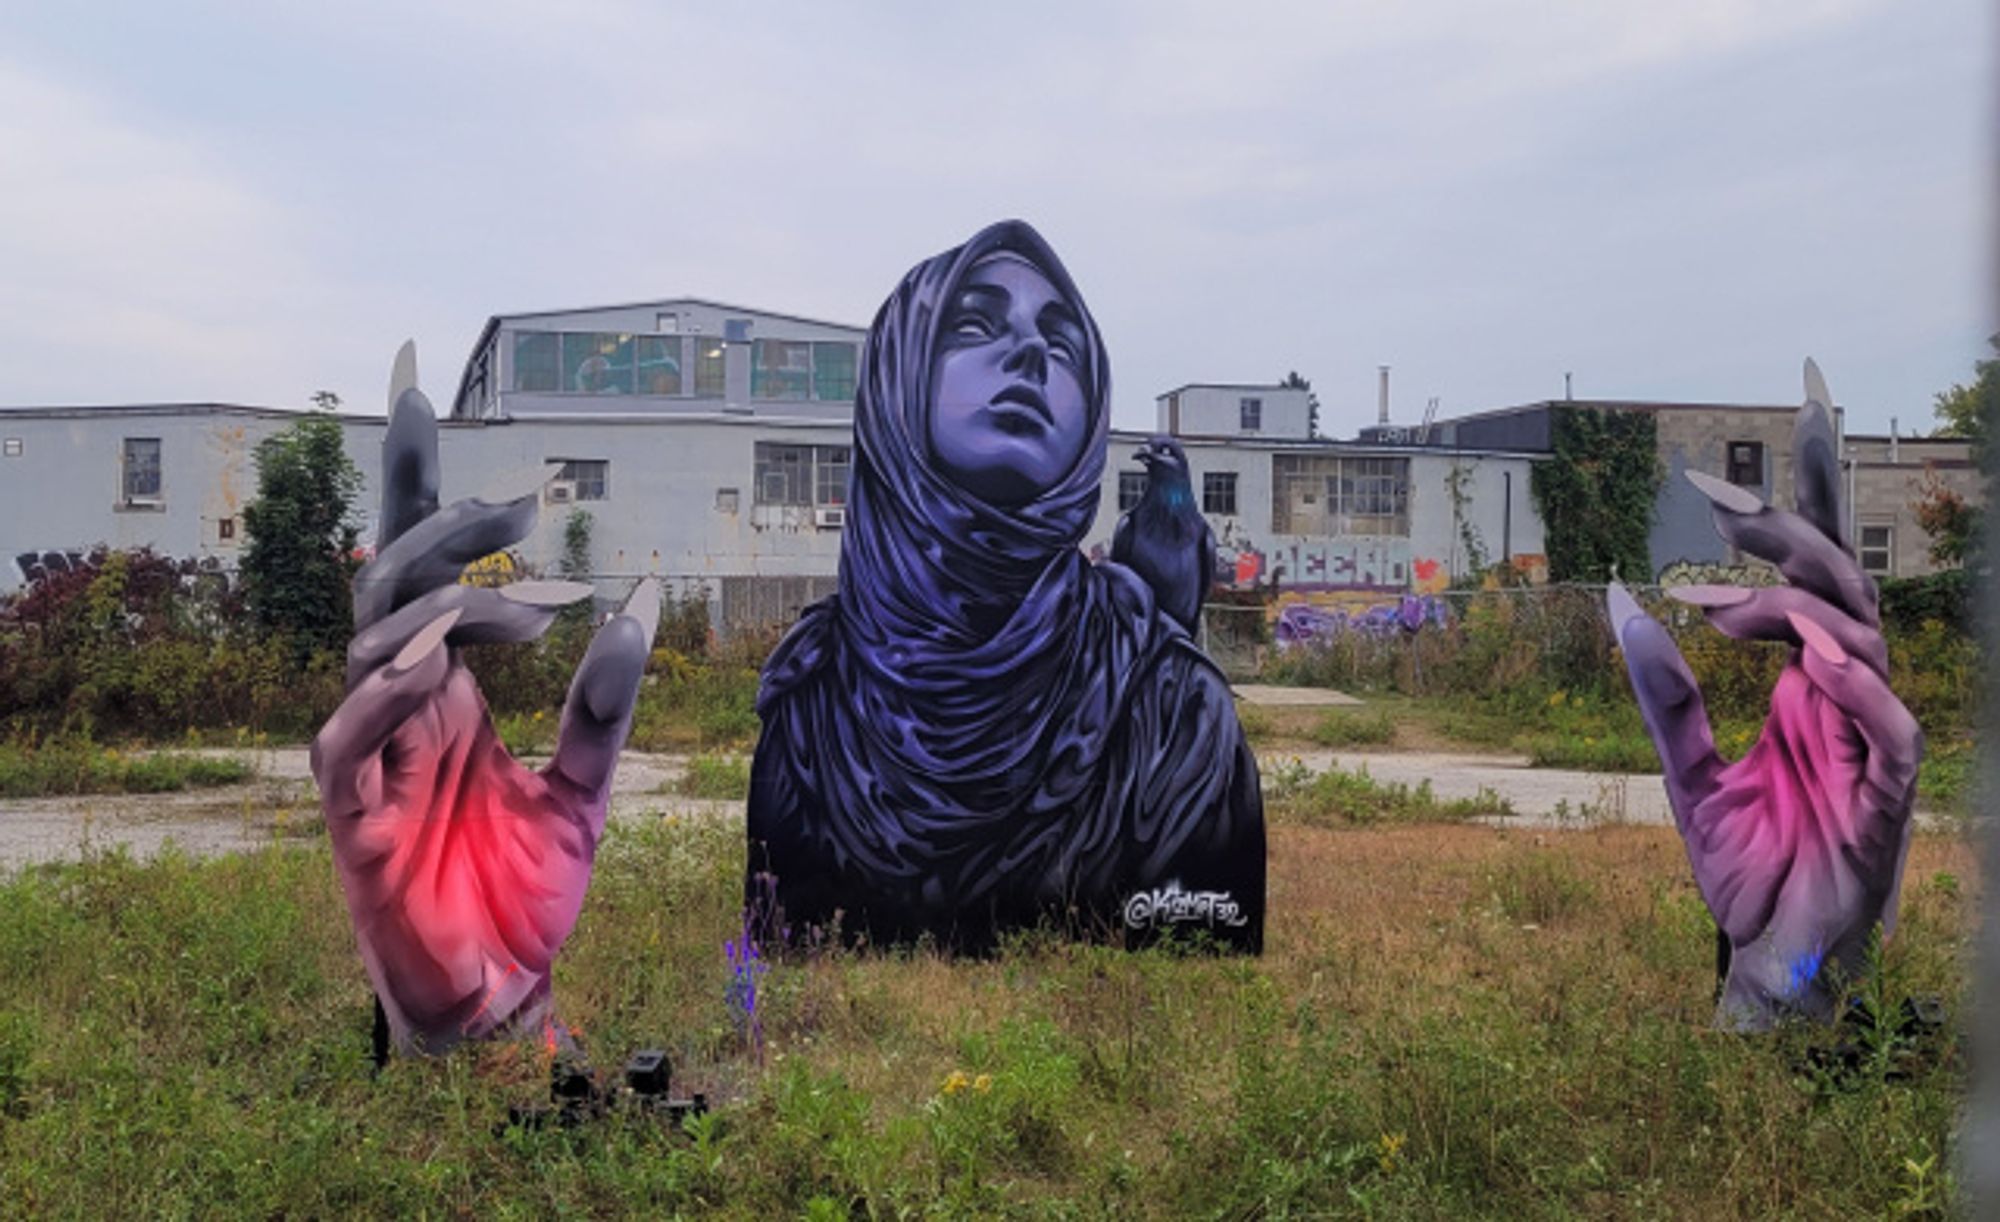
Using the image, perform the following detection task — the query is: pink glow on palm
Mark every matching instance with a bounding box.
[329,665,606,1048]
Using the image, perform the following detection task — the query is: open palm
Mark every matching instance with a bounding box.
[311,364,657,1055]
[1608,363,1923,1030]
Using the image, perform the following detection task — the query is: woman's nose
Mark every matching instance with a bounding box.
[1002,332,1049,383]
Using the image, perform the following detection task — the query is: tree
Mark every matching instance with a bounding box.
[239,413,364,654]
[1280,370,1321,438]
[1913,348,1997,569]
[1530,405,1662,582]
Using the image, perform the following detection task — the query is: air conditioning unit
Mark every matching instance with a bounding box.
[814,506,846,529]
[546,480,577,504]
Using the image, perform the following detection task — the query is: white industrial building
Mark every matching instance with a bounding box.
[0,300,1546,629]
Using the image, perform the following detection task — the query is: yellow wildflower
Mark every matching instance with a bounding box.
[942,1070,970,1096]
[972,1074,993,1094]
[1377,1131,1406,1173]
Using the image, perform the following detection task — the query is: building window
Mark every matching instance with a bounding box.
[1858,525,1893,577]
[562,333,635,395]
[512,331,560,392]
[636,335,683,395]
[1118,470,1147,511]
[122,437,162,503]
[813,342,858,402]
[754,442,850,506]
[1726,440,1764,487]
[1203,471,1239,516]
[550,458,609,501]
[1240,397,1263,431]
[695,340,727,397]
[1272,454,1410,537]
[724,318,752,342]
[814,446,850,507]
[752,340,813,400]
[715,487,740,514]
[2,438,19,457]
[217,517,236,541]
[655,311,679,333]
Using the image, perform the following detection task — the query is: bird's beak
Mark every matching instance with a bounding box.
[1135,449,1158,468]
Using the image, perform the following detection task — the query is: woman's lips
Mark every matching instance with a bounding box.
[990,383,1052,425]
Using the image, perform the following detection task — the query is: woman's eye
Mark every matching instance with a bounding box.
[951,313,995,339]
[1049,335,1080,363]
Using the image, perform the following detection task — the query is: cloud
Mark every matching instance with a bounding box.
[0,61,333,405]
[0,0,1979,432]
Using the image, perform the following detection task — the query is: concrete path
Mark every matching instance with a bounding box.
[1269,747,1673,828]
[1231,684,1364,707]
[0,749,728,872]
[0,744,1951,870]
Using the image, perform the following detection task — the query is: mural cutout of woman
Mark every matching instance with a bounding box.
[748,219,1265,953]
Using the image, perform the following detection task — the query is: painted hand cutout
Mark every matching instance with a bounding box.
[1608,362,1923,1030]
[311,356,658,1055]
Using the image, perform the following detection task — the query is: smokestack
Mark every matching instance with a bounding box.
[1378,365,1390,426]
[1890,416,1899,464]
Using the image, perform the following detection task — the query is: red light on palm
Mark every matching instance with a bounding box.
[312,354,657,1056]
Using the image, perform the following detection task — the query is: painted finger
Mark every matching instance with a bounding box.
[1685,471,1878,627]
[1608,583,1724,821]
[346,581,594,686]
[312,609,459,818]
[377,371,441,555]
[546,579,661,802]
[1668,584,1888,675]
[1794,361,1846,548]
[352,472,551,626]
[1788,611,1923,806]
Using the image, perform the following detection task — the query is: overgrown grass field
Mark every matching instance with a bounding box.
[0,806,1973,1216]
[0,739,251,798]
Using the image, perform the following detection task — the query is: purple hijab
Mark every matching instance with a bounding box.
[750,220,1263,950]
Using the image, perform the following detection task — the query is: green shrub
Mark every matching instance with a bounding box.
[1489,850,1597,924]
[1309,709,1395,747]
[679,753,751,800]
[1266,761,1512,825]
[0,738,252,798]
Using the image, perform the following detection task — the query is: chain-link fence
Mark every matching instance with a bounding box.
[1201,584,1693,695]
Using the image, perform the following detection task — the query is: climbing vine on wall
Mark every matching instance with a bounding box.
[1530,407,1662,582]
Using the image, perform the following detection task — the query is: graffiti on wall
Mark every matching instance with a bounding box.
[14,549,224,587]
[14,550,96,585]
[1272,591,1451,647]
[1657,558,1781,588]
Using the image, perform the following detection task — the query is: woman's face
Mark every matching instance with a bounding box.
[928,253,1092,506]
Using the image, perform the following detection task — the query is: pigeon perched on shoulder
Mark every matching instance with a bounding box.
[1111,436,1215,635]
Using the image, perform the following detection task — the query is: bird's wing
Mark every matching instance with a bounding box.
[1111,512,1134,565]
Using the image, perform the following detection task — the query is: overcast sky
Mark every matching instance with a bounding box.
[0,1,1988,436]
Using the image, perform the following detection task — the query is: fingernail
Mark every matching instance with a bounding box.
[621,578,663,642]
[478,463,565,507]
[389,341,421,409]
[1668,584,1754,608]
[392,608,462,672]
[1686,470,1766,515]
[1605,582,1646,636]
[1803,357,1831,411]
[1786,610,1847,666]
